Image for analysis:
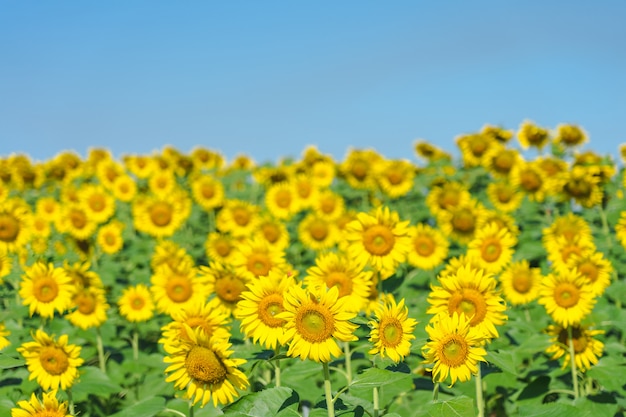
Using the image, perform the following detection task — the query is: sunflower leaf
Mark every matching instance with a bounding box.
[426,395,476,417]
[108,396,166,417]
[221,386,300,416]
[350,367,411,389]
[0,353,24,369]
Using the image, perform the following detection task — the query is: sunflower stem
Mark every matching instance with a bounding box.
[96,326,106,373]
[373,385,380,417]
[475,363,484,417]
[432,382,439,401]
[67,388,75,416]
[322,361,335,417]
[189,400,195,417]
[568,326,579,399]
[274,348,282,387]
[344,341,353,385]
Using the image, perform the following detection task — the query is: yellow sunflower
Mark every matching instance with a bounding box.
[57,203,98,241]
[190,146,225,171]
[545,324,604,372]
[343,206,412,279]
[11,390,70,417]
[310,159,336,188]
[19,262,75,319]
[481,124,514,144]
[414,140,451,161]
[437,199,488,245]
[78,184,116,224]
[0,322,10,350]
[235,270,295,350]
[508,161,549,203]
[216,199,261,237]
[375,159,415,199]
[148,168,178,196]
[615,211,626,249]
[486,181,524,213]
[190,173,225,211]
[483,143,522,178]
[117,284,155,323]
[96,220,125,255]
[65,286,109,330]
[292,173,320,211]
[545,235,596,270]
[264,181,301,220]
[406,223,449,271]
[123,154,156,179]
[151,260,209,317]
[456,132,495,168]
[339,148,383,191]
[132,189,192,238]
[499,260,542,306]
[554,166,604,209]
[231,238,287,281]
[542,213,592,247]
[199,262,249,313]
[63,261,103,290]
[427,264,507,339]
[466,222,516,274]
[0,197,33,253]
[538,269,596,327]
[35,196,61,223]
[253,214,290,251]
[151,240,193,274]
[17,329,84,391]
[554,123,588,148]
[425,181,472,218]
[561,251,612,297]
[298,212,341,251]
[313,189,345,221]
[111,173,138,203]
[421,312,488,386]
[0,249,13,282]
[368,296,417,363]
[277,285,358,362]
[205,232,239,265]
[304,252,373,314]
[517,120,550,150]
[164,324,249,407]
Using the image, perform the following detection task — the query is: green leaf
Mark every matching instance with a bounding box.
[71,365,123,402]
[485,350,517,375]
[517,403,592,417]
[0,353,24,369]
[109,396,166,417]
[350,367,411,389]
[426,396,476,417]
[222,387,299,416]
[586,356,626,392]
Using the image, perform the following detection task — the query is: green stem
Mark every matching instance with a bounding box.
[96,327,106,373]
[323,362,335,417]
[475,364,484,417]
[67,388,75,416]
[274,352,281,387]
[132,326,139,361]
[344,341,353,385]
[432,382,439,401]
[568,326,579,399]
[373,385,380,417]
[189,400,195,417]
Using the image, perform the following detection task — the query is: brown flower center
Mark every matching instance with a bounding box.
[0,214,20,242]
[414,234,435,257]
[185,346,227,385]
[448,289,487,326]
[258,293,285,328]
[246,253,272,277]
[440,334,469,367]
[39,346,70,375]
[75,291,97,314]
[553,282,580,308]
[33,277,60,303]
[380,318,403,347]
[296,304,334,343]
[363,224,395,256]
[325,271,353,298]
[215,274,246,303]
[480,237,502,263]
[165,276,193,303]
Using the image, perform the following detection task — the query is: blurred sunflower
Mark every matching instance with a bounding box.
[117,283,155,323]
[133,189,192,238]
[63,261,103,290]
[151,240,193,273]
[456,133,495,168]
[292,172,320,210]
[545,324,604,373]
[517,120,550,150]
[0,197,33,253]
[254,214,290,251]
[542,212,592,247]
[96,220,125,255]
[368,296,417,363]
[615,211,626,249]
[376,159,416,199]
[486,181,524,213]
[264,181,300,220]
[10,390,71,417]
[538,269,596,328]
[509,161,549,203]
[483,143,522,178]
[205,232,239,265]
[313,189,345,221]
[57,203,97,241]
[422,312,487,386]
[406,223,449,271]
[425,181,472,218]
[437,199,487,245]
[466,222,516,274]
[545,235,596,270]
[499,260,542,306]
[111,173,138,203]
[231,238,287,281]
[216,199,261,237]
[0,249,13,282]
[34,196,61,223]
[17,329,84,391]
[152,260,209,317]
[190,173,225,211]
[79,184,116,224]
[339,148,382,191]
[190,146,225,171]
[200,262,249,313]
[298,212,341,251]
[554,166,604,208]
[0,322,10,350]
[65,286,109,330]
[414,140,451,161]
[554,123,588,148]
[164,324,249,407]
[278,285,358,363]
[310,159,336,188]
[562,251,612,297]
[148,168,177,196]
[19,262,75,319]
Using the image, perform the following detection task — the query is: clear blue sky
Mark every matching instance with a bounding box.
[1,1,625,164]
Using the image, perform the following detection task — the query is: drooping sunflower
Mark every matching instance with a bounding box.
[486,181,524,213]
[304,252,373,314]
[375,159,416,199]
[298,212,341,251]
[368,296,417,363]
[406,223,449,271]
[421,312,488,386]
[538,269,596,328]
[19,262,75,319]
[151,260,209,317]
[414,140,451,161]
[199,262,249,313]
[231,238,287,281]
[117,283,155,323]
[278,285,358,363]
[132,189,192,238]
[545,324,604,373]
[343,206,412,279]
[427,264,507,339]
[0,197,33,253]
[235,270,295,350]
[0,322,10,350]
[499,260,542,306]
[17,329,84,391]
[517,120,550,150]
[10,390,71,417]
[466,222,516,274]
[205,232,239,265]
[164,324,249,407]
[216,199,261,237]
[481,124,514,144]
[190,173,225,212]
[96,220,125,255]
[65,286,109,330]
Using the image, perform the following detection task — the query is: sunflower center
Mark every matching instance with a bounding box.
[297,181,313,198]
[88,194,106,212]
[557,326,588,353]
[275,189,292,208]
[185,346,228,385]
[320,197,337,214]
[496,187,513,203]
[70,209,87,229]
[262,224,280,243]
[560,245,583,264]
[469,137,488,156]
[39,346,70,375]
[480,238,502,263]
[214,239,232,258]
[104,233,117,245]
[451,209,476,234]
[131,296,145,310]
[201,183,215,199]
[215,274,246,303]
[297,304,334,343]
[363,225,395,256]
[554,282,580,308]
[577,261,599,283]
[75,291,97,314]
[380,318,403,347]
[386,169,403,185]
[0,214,20,243]
[325,271,353,298]
[308,219,329,241]
[33,277,60,303]
[232,207,251,226]
[258,293,285,327]
[247,254,272,277]
[493,151,514,174]
[165,276,193,303]
[414,235,435,257]
[440,334,469,367]
[565,179,592,199]
[512,272,532,293]
[439,189,461,210]
[150,202,173,227]
[351,160,368,180]
[520,170,542,192]
[448,289,487,326]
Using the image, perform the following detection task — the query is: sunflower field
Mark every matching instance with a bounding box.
[1,121,626,417]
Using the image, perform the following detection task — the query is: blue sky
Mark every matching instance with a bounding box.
[1,1,625,164]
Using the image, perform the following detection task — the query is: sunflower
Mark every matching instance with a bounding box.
[205,232,239,265]
[63,261,103,290]
[425,181,472,218]
[499,260,542,306]
[133,189,192,238]
[10,390,71,417]
[466,222,516,274]
[122,154,156,179]
[545,324,604,373]
[216,199,261,237]
[292,173,320,211]
[78,184,116,224]
[481,124,514,144]
[545,235,596,270]
[161,297,232,351]
[517,120,550,150]
[164,324,249,407]
[235,270,295,350]
[437,199,488,245]
[554,123,588,148]
[486,181,524,213]
[96,220,125,255]
[554,166,604,208]
[427,264,507,339]
[254,214,290,251]
[151,260,209,317]
[298,213,341,251]
[313,189,345,221]
[277,285,358,362]
[190,146,225,171]
[343,206,412,278]
[304,252,373,314]
[199,262,249,313]
[339,148,383,191]
[538,269,596,327]
[375,159,415,199]
[17,329,84,391]
[65,286,109,330]
[456,133,495,168]
[414,140,451,161]
[151,240,194,274]
[264,182,300,220]
[483,143,522,178]
[111,174,138,203]
[231,238,287,281]
[95,159,124,190]
[0,197,33,253]
[148,168,177,196]
[536,155,568,181]
[57,203,97,241]
[542,213,592,247]
[615,211,626,249]
[562,251,612,297]
[35,196,61,223]
[19,262,75,319]
[406,223,449,271]
[0,322,10,350]
[228,154,255,171]
[190,173,225,211]
[422,312,488,386]
[310,159,336,188]
[508,161,549,203]
[368,296,417,363]
[0,249,13,282]
[118,284,155,323]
